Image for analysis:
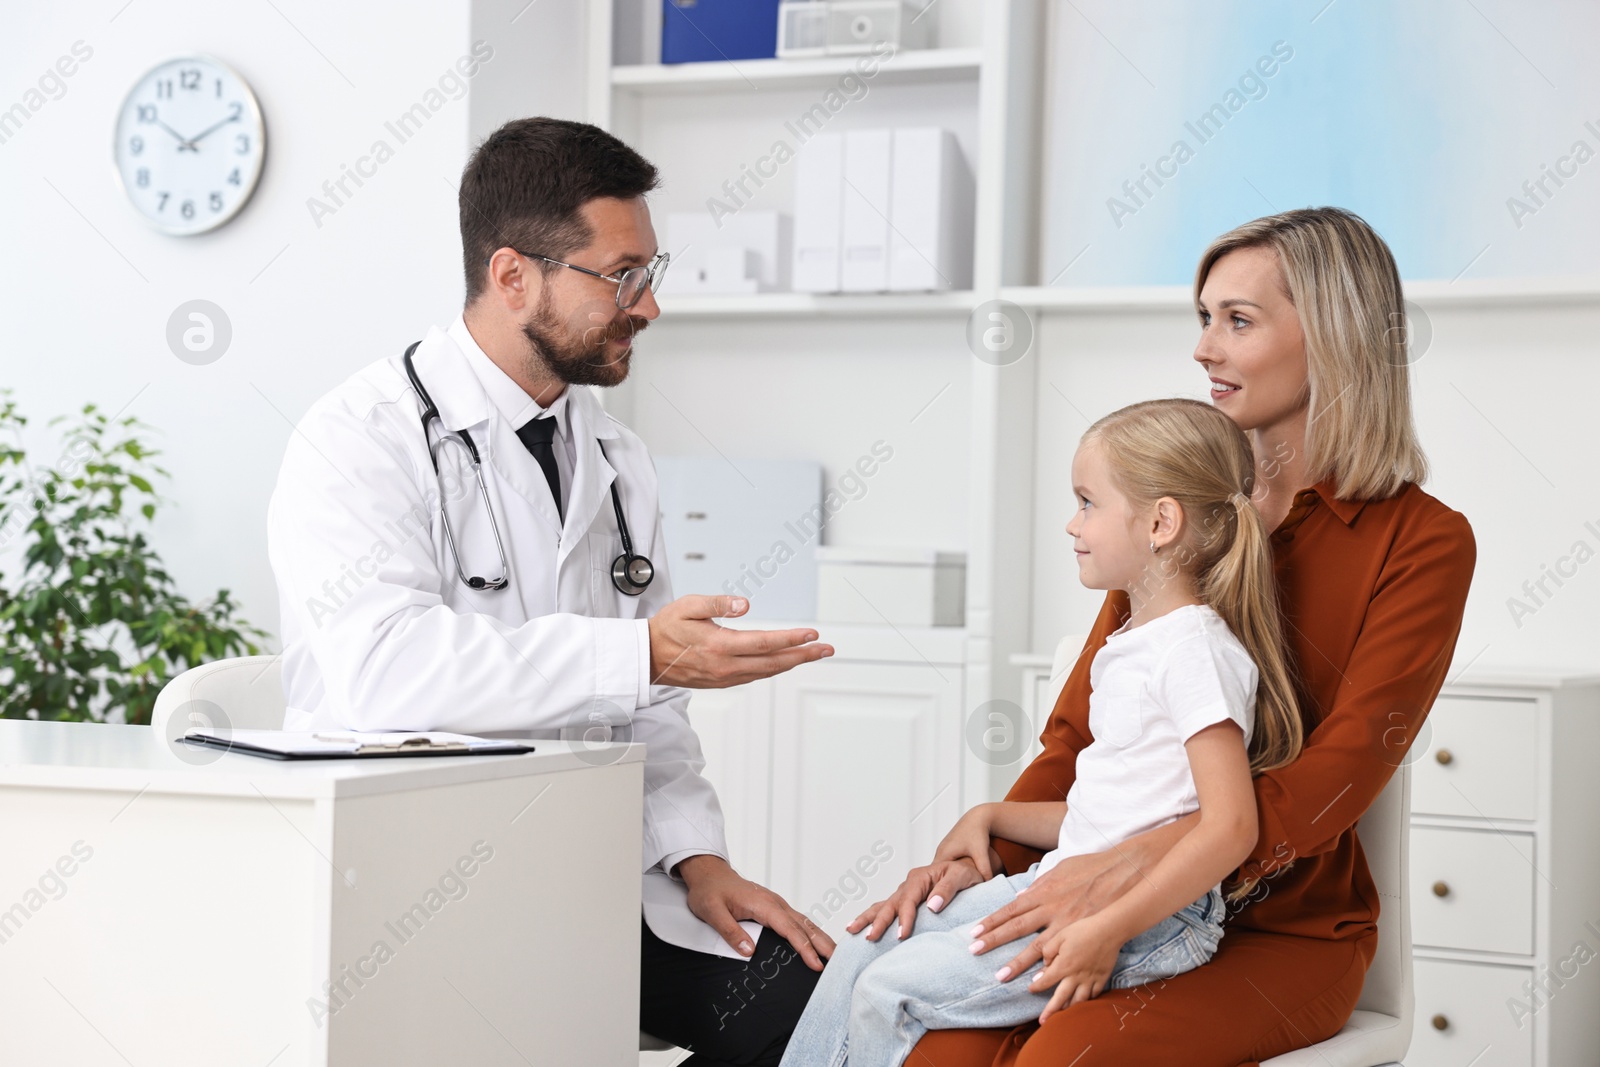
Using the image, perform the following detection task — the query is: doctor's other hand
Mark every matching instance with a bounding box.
[676,854,836,971]
[846,857,987,944]
[649,595,833,688]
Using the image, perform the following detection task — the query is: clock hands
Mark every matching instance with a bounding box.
[154,111,241,153]
[156,119,199,152]
[184,112,240,148]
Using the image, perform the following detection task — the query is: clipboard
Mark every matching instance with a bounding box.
[178,728,536,761]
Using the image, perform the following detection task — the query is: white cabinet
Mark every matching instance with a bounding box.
[1411,673,1600,1067]
[687,623,966,943]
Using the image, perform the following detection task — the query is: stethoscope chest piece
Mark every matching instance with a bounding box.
[611,552,654,597]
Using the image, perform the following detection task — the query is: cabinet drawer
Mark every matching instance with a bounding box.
[1413,696,1539,820]
[1409,958,1534,1067]
[1411,826,1535,955]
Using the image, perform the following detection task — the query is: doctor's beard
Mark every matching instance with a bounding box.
[520,292,649,389]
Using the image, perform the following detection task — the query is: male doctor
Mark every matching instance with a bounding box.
[267,117,834,1065]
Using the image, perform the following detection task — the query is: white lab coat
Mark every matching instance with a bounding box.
[265,316,758,956]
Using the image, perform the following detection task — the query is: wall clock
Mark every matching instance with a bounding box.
[113,55,266,235]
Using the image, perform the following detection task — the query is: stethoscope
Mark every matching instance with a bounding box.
[402,341,655,597]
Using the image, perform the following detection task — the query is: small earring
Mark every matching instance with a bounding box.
[1149,541,1159,554]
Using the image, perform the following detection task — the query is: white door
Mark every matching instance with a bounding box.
[768,661,965,943]
[685,679,774,885]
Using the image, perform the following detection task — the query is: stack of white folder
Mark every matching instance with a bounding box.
[792,127,973,294]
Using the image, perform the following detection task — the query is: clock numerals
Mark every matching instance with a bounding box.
[136,168,150,188]
[180,68,201,91]
[156,192,169,212]
[209,192,224,213]
[129,136,144,156]
[235,133,250,155]
[137,104,157,123]
[227,168,241,186]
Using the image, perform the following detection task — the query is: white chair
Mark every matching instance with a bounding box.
[151,655,673,1055]
[1041,633,1411,1066]
[152,654,287,737]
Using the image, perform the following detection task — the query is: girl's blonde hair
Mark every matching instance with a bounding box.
[1195,206,1427,501]
[1083,398,1303,774]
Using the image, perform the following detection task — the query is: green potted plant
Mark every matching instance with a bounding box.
[0,390,267,725]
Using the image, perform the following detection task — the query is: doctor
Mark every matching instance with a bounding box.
[267,117,834,1065]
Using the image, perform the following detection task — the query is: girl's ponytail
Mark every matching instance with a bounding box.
[1201,491,1303,773]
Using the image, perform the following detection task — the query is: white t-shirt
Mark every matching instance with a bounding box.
[1037,603,1257,876]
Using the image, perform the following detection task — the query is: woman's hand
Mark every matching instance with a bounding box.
[970,826,1181,981]
[933,803,1003,879]
[1027,916,1122,1023]
[846,859,987,942]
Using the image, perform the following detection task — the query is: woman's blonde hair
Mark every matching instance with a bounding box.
[1083,399,1303,774]
[1195,207,1427,500]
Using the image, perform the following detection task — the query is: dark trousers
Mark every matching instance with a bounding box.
[639,917,821,1066]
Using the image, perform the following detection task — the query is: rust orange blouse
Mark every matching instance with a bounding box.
[996,478,1476,942]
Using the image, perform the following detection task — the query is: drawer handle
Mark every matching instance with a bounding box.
[1435,748,1454,766]
[1431,1014,1449,1031]
[1432,881,1450,898]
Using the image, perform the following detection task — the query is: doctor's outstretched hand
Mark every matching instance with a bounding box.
[648,596,833,688]
[677,854,836,971]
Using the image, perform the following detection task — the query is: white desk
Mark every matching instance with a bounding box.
[0,721,645,1066]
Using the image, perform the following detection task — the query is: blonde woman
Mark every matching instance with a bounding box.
[873,207,1476,1066]
[781,400,1304,1067]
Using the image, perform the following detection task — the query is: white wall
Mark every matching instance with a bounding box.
[0,0,587,646]
[1029,297,1600,674]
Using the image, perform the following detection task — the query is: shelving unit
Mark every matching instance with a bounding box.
[610,46,983,94]
[581,0,1047,831]
[654,289,978,318]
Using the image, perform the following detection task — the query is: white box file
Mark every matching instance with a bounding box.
[888,128,973,291]
[816,546,966,626]
[666,209,790,295]
[791,132,845,292]
[840,128,893,292]
[655,457,825,621]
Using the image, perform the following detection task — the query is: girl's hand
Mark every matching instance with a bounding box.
[1027,917,1121,1023]
[846,859,986,942]
[933,804,1002,879]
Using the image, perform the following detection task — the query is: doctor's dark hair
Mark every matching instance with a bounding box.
[1081,398,1304,779]
[459,117,659,304]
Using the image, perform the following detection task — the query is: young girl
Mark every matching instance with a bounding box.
[779,398,1304,1067]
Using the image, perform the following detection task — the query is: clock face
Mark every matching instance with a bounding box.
[113,56,266,235]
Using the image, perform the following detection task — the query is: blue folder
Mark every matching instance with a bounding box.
[661,0,783,64]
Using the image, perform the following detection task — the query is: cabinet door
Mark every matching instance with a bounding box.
[1410,826,1536,956]
[1410,958,1535,1067]
[1414,696,1540,821]
[685,679,774,886]
[769,662,964,942]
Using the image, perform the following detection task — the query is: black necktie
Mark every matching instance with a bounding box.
[515,416,563,522]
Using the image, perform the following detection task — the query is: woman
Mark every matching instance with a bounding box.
[854,207,1476,1066]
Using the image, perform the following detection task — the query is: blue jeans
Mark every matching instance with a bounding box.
[778,867,1225,1067]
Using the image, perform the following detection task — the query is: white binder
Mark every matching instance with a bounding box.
[791,131,845,292]
[840,128,893,292]
[889,127,974,291]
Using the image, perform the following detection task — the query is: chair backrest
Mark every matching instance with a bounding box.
[151,655,287,741]
[1352,761,1413,1024]
[1041,631,1413,1025]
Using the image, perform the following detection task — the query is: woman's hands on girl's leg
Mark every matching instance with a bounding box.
[846,859,987,942]
[970,813,1197,981]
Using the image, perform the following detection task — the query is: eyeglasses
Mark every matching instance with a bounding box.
[506,249,670,310]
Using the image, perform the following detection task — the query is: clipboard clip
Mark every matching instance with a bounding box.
[312,733,471,754]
